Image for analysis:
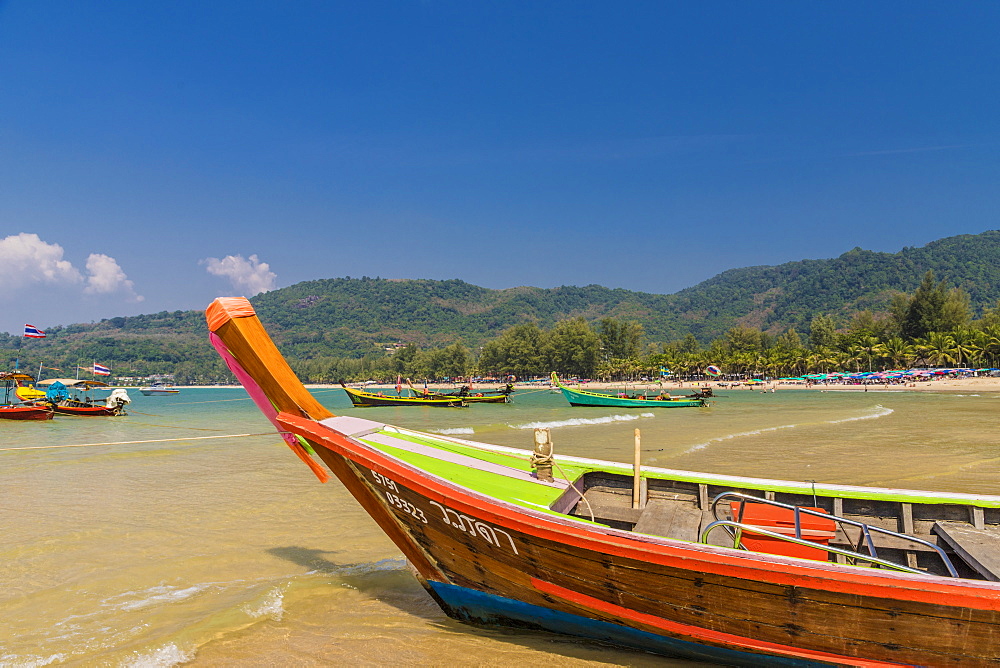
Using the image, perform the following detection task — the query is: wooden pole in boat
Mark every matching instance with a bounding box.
[531,428,554,482]
[633,428,642,509]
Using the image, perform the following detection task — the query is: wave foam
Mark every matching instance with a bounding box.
[0,653,68,668]
[685,423,799,453]
[511,413,655,430]
[827,405,894,424]
[104,584,209,612]
[122,643,193,668]
[432,427,475,435]
[242,586,285,620]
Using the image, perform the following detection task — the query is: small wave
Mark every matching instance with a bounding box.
[242,586,285,620]
[510,413,654,430]
[684,423,799,454]
[103,584,209,612]
[432,427,475,435]
[827,405,894,424]
[0,653,68,668]
[122,643,193,668]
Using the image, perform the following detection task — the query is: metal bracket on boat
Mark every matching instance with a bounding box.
[701,492,959,577]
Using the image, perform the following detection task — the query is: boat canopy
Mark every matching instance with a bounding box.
[36,378,110,388]
[0,372,36,382]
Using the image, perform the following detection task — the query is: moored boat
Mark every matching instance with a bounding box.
[139,382,180,395]
[408,380,512,404]
[551,372,707,408]
[34,379,131,416]
[0,373,54,420]
[340,383,467,408]
[0,404,54,420]
[208,297,1000,666]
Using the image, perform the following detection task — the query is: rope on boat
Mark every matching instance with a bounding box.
[0,432,277,452]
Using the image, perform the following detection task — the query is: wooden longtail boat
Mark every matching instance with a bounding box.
[208,297,1000,666]
[407,379,512,404]
[340,383,467,408]
[551,372,706,408]
[450,392,509,404]
[0,404,54,420]
[34,379,130,416]
[0,373,54,420]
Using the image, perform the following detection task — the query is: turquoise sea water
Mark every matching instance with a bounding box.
[2,385,999,666]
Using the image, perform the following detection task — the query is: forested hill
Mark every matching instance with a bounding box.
[4,230,1000,378]
[669,230,1000,339]
[256,230,1000,349]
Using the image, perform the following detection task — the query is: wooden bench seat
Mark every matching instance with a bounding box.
[932,521,1000,581]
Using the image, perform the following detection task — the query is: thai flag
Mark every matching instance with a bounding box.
[92,363,112,376]
[23,324,45,338]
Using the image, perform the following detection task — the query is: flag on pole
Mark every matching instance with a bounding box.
[23,324,45,338]
[92,363,111,376]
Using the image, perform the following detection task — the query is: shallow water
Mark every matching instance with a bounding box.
[2,386,999,666]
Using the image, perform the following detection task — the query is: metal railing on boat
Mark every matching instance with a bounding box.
[700,491,959,577]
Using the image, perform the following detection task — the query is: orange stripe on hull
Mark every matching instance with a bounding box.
[530,577,901,667]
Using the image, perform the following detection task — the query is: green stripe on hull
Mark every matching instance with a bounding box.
[550,371,705,408]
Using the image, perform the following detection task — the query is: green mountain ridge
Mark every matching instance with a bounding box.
[5,230,1000,379]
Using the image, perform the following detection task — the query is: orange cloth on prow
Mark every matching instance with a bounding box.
[206,297,257,332]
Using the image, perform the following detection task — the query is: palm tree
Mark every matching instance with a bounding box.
[856,335,882,371]
[841,344,865,372]
[881,337,915,370]
[951,327,983,368]
[810,346,838,374]
[917,332,957,368]
[981,325,1000,367]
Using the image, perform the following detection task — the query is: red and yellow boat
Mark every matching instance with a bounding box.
[0,373,54,420]
[0,404,54,420]
[208,297,1000,666]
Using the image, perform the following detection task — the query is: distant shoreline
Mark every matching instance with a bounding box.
[149,376,1000,393]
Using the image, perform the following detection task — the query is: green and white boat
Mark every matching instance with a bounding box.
[550,372,707,408]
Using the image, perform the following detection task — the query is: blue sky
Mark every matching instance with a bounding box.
[1,2,998,335]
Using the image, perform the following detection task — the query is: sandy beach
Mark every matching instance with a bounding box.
[569,377,1000,393]
[286,375,1000,393]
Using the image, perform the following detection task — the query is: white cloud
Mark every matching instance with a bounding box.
[0,233,143,302]
[84,253,144,301]
[0,233,83,287]
[203,254,277,295]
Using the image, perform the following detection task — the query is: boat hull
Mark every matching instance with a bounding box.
[288,426,1000,667]
[52,403,122,416]
[551,372,705,408]
[342,387,466,407]
[427,581,803,666]
[0,405,54,420]
[558,387,704,408]
[433,393,509,404]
